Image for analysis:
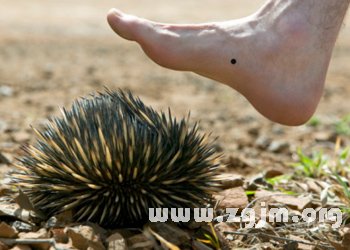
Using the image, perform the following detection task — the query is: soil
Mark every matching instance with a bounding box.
[0,0,350,249]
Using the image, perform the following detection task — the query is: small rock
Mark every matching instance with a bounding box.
[314,131,334,142]
[18,228,48,239]
[74,226,94,241]
[9,245,31,250]
[0,222,18,238]
[10,221,33,233]
[267,141,290,153]
[45,105,55,113]
[11,132,31,143]
[215,187,249,211]
[50,228,68,244]
[255,136,271,149]
[247,126,260,137]
[0,86,14,97]
[0,203,21,218]
[0,120,8,133]
[272,125,285,135]
[49,243,75,250]
[255,220,274,230]
[107,233,126,250]
[86,66,96,75]
[65,227,91,250]
[18,229,49,250]
[65,226,104,250]
[217,173,244,189]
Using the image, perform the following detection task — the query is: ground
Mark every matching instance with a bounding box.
[0,0,350,249]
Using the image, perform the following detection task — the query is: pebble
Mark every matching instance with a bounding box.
[267,140,290,153]
[255,135,271,149]
[271,125,285,135]
[65,226,104,250]
[0,86,14,97]
[107,233,126,250]
[0,120,8,133]
[247,126,260,137]
[314,131,338,143]
[12,131,31,143]
[10,222,33,234]
[10,245,32,250]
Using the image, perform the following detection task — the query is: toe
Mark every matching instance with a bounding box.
[107,8,139,41]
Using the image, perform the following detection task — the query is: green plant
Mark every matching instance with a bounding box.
[197,223,221,250]
[265,174,292,185]
[333,172,350,209]
[307,116,321,127]
[335,173,350,200]
[335,115,350,136]
[291,149,329,178]
[245,190,256,196]
[332,147,350,174]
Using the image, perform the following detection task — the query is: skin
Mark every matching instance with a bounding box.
[107,0,350,126]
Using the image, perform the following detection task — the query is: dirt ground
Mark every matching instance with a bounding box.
[1,0,349,174]
[0,0,350,248]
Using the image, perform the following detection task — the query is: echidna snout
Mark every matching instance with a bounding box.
[10,89,221,227]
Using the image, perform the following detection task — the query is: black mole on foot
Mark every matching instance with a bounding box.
[231,58,237,64]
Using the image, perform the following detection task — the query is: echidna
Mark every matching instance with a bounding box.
[10,89,221,227]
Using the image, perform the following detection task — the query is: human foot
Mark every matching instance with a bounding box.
[107,0,349,126]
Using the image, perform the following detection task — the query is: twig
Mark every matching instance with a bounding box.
[0,238,61,250]
[223,231,334,250]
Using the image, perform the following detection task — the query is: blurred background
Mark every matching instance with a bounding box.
[0,0,349,176]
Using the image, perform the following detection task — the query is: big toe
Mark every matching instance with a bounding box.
[107,8,141,41]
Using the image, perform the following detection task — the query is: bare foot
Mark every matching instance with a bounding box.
[107,0,349,125]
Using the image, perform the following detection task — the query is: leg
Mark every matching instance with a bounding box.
[107,0,350,126]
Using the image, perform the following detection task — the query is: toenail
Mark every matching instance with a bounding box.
[109,8,123,17]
